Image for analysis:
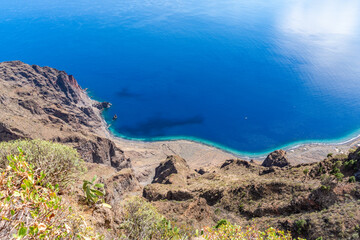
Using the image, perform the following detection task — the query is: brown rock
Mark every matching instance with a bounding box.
[104,168,140,205]
[0,123,25,141]
[152,155,190,185]
[262,150,290,168]
[184,197,212,223]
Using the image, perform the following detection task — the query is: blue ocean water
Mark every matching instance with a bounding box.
[1,0,360,154]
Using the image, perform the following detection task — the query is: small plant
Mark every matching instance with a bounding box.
[327,153,333,158]
[334,172,344,182]
[238,203,245,212]
[349,176,356,183]
[320,185,330,191]
[215,219,229,229]
[330,167,340,175]
[214,208,221,214]
[295,219,307,234]
[344,159,358,170]
[303,168,309,176]
[318,164,324,174]
[334,160,343,168]
[355,224,360,233]
[82,175,108,206]
[240,191,246,198]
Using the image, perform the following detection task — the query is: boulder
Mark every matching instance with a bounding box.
[93,101,112,110]
[262,150,290,168]
[195,168,206,175]
[152,155,190,185]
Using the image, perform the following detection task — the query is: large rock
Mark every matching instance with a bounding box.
[262,150,290,168]
[152,155,190,185]
[104,168,140,205]
[143,184,194,201]
[55,136,131,170]
[0,123,25,141]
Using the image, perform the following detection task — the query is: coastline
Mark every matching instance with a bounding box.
[100,110,360,173]
[85,82,360,167]
[1,60,358,184]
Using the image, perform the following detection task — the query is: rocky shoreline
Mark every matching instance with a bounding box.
[1,60,360,184]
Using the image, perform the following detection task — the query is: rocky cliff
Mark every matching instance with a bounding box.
[0,61,130,170]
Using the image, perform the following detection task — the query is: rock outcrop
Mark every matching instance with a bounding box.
[0,123,25,141]
[104,168,140,205]
[262,149,290,168]
[152,155,190,185]
[0,61,129,169]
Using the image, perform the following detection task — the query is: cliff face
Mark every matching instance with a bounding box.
[0,61,130,170]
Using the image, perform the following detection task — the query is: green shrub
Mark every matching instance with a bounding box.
[318,165,324,174]
[330,167,340,175]
[295,219,307,234]
[344,159,358,170]
[327,153,333,158]
[202,222,302,240]
[82,175,110,208]
[355,224,360,233]
[349,176,356,183]
[334,160,342,168]
[303,168,309,175]
[0,140,86,187]
[334,172,344,182]
[0,150,100,239]
[320,174,335,190]
[238,203,245,212]
[119,196,188,240]
[215,219,229,229]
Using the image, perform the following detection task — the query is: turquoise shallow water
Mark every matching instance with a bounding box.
[1,0,360,153]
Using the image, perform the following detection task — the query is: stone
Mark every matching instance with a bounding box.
[152,155,190,185]
[262,150,290,168]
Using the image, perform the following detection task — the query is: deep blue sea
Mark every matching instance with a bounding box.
[1,0,360,154]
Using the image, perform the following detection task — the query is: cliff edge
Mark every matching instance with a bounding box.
[0,61,130,170]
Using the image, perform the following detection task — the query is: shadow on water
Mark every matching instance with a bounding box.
[122,115,203,135]
[116,88,142,99]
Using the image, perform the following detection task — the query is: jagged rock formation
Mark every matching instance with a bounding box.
[262,149,290,168]
[144,155,193,201]
[152,155,190,185]
[0,61,130,170]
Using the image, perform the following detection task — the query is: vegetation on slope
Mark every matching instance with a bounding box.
[0,140,305,239]
[201,220,304,240]
[0,149,99,239]
[0,140,85,187]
